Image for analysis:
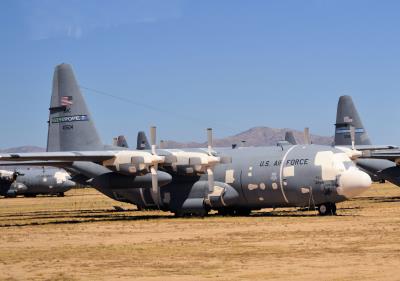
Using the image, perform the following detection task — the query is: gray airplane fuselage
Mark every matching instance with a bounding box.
[103,144,370,213]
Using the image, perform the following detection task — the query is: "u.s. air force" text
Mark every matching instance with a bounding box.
[259,158,310,167]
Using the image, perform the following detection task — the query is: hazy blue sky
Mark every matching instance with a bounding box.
[1,0,400,148]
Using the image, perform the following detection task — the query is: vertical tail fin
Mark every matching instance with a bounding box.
[284,131,297,145]
[137,131,150,150]
[115,135,129,148]
[47,64,104,152]
[335,95,372,146]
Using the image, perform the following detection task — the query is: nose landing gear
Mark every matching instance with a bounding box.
[317,203,337,216]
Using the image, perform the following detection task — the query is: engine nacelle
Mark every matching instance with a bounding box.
[180,181,240,213]
[11,182,28,193]
[0,170,17,183]
[207,182,240,208]
[91,171,172,190]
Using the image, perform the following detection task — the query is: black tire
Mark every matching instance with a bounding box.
[217,209,229,216]
[330,203,337,215]
[196,209,208,218]
[235,209,252,216]
[56,192,65,197]
[318,203,336,216]
[174,211,184,218]
[218,208,251,217]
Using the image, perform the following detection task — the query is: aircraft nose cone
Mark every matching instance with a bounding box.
[337,168,372,199]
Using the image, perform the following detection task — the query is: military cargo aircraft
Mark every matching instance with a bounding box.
[334,95,400,186]
[0,64,376,216]
[0,167,75,197]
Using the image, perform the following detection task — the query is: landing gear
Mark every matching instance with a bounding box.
[174,209,209,218]
[217,208,252,217]
[56,192,65,197]
[24,194,37,198]
[317,203,337,216]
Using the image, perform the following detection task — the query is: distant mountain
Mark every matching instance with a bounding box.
[0,146,46,169]
[162,127,333,148]
[0,146,45,153]
[0,127,333,152]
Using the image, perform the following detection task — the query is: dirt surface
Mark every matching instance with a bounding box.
[1,184,400,281]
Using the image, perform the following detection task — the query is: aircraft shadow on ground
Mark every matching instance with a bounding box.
[366,196,400,203]
[0,210,174,227]
[0,207,361,227]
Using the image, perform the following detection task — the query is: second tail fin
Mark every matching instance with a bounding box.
[335,95,371,146]
[284,131,297,145]
[137,131,150,150]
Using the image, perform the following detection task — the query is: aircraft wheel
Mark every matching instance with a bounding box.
[196,209,208,218]
[57,192,65,197]
[217,209,229,216]
[318,203,336,216]
[235,209,252,216]
[330,203,337,215]
[25,194,37,198]
[218,208,251,216]
[174,211,184,218]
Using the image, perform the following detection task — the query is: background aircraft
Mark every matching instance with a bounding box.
[0,64,374,216]
[334,95,400,186]
[0,167,75,197]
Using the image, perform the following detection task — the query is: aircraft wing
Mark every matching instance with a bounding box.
[0,151,117,162]
[0,147,231,179]
[0,160,74,167]
[336,145,398,152]
[355,145,398,151]
[361,149,400,163]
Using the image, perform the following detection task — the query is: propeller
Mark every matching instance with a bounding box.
[207,128,215,193]
[150,126,161,208]
[346,125,362,160]
[350,125,356,150]
[304,127,311,145]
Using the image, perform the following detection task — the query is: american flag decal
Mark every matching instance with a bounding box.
[61,96,73,106]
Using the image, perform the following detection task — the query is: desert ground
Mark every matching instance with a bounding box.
[0,184,400,281]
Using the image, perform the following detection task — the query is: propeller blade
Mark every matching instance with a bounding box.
[207,128,213,155]
[304,127,311,145]
[150,166,160,207]
[150,126,157,155]
[350,126,356,150]
[207,167,215,193]
[149,126,161,208]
